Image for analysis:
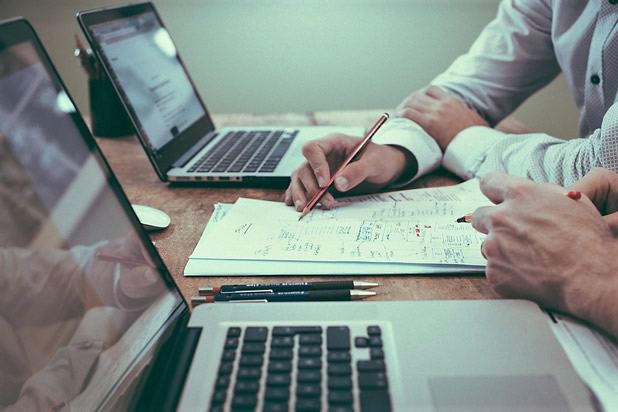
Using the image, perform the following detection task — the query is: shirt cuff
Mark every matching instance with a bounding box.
[372,117,442,187]
[442,126,505,179]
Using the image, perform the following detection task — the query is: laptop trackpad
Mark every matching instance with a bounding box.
[429,375,570,412]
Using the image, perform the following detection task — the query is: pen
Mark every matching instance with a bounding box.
[198,280,379,295]
[298,112,390,221]
[191,289,376,305]
[455,190,583,223]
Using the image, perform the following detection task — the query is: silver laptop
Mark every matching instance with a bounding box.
[0,18,595,411]
[76,2,362,185]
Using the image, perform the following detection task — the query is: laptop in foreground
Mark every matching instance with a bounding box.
[76,2,362,185]
[0,18,595,411]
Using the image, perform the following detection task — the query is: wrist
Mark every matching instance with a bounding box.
[385,145,418,186]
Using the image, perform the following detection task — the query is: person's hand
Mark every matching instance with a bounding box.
[569,168,618,235]
[85,233,164,310]
[396,86,489,151]
[284,134,413,211]
[471,172,618,339]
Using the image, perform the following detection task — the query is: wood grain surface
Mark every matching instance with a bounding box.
[95,111,498,305]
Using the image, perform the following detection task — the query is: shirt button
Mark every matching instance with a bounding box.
[590,74,601,85]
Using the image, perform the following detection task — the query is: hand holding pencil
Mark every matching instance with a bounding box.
[285,113,412,213]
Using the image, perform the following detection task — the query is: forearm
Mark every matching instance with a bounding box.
[444,115,618,186]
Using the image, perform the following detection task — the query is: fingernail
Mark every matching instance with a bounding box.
[335,176,348,191]
[294,200,303,210]
[317,175,327,187]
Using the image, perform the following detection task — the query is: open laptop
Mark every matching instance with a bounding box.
[76,2,362,185]
[0,18,596,411]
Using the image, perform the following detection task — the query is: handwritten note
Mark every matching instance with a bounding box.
[195,197,489,265]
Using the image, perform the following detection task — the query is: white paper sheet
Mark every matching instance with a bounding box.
[549,314,618,411]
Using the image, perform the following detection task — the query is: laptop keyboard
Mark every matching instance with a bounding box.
[209,325,392,412]
[187,130,298,174]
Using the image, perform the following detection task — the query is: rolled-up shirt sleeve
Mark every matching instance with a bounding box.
[431,0,560,126]
[443,102,618,186]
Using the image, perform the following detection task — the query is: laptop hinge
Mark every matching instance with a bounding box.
[131,311,202,411]
[173,132,218,169]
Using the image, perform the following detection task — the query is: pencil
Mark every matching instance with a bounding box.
[455,190,582,224]
[298,112,390,221]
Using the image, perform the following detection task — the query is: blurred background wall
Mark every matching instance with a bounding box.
[0,0,580,137]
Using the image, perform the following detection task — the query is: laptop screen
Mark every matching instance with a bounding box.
[0,20,185,411]
[88,10,205,153]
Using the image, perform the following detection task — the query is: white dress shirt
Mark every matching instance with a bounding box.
[373,0,618,186]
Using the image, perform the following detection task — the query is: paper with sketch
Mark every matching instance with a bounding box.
[186,203,485,275]
[193,198,489,265]
[338,178,484,203]
[549,314,618,411]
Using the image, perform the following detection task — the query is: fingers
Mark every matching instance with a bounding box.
[569,168,618,214]
[479,172,534,204]
[302,136,351,187]
[470,205,493,234]
[287,164,337,211]
[334,160,373,192]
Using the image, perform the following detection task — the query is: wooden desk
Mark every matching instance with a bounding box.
[96,110,498,303]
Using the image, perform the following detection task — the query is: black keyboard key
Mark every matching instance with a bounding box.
[328,376,353,390]
[328,391,353,405]
[268,361,292,373]
[327,352,351,363]
[271,336,294,348]
[234,380,260,394]
[299,335,322,346]
[265,387,290,402]
[273,326,323,336]
[296,384,321,398]
[298,358,322,369]
[327,327,350,350]
[211,390,227,405]
[355,337,369,348]
[329,407,353,412]
[218,362,234,375]
[264,402,288,412]
[367,325,381,336]
[231,394,257,409]
[242,342,266,354]
[369,336,383,347]
[370,348,385,360]
[221,350,236,362]
[299,346,322,357]
[297,370,321,383]
[358,372,388,389]
[244,327,268,342]
[360,390,392,412]
[296,398,321,412]
[357,360,386,372]
[224,337,239,349]
[239,355,263,367]
[237,368,261,380]
[267,373,291,387]
[215,375,230,389]
[227,327,241,337]
[270,348,294,360]
[328,364,352,376]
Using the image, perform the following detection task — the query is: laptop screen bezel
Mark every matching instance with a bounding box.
[0,16,192,409]
[77,2,218,181]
